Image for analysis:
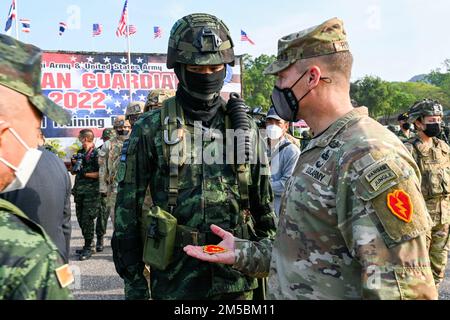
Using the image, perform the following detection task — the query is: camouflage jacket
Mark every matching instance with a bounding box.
[0,199,73,300]
[99,135,127,195]
[114,98,276,299]
[72,147,99,196]
[405,137,450,225]
[397,129,415,143]
[233,107,437,300]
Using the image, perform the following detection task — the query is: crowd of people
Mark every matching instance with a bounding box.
[0,13,449,301]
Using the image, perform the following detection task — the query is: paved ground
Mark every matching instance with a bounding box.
[68,197,124,300]
[67,191,450,300]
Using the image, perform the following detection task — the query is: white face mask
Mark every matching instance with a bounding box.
[266,125,284,140]
[0,128,42,194]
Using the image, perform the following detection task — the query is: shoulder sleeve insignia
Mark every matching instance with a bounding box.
[203,245,227,255]
[55,264,74,288]
[387,190,413,223]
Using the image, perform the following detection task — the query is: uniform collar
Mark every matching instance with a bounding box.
[305,107,368,150]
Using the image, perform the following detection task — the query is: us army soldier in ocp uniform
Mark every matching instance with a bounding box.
[405,99,450,288]
[185,17,437,300]
[99,116,131,226]
[0,34,73,299]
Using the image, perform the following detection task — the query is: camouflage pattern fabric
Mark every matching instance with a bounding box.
[264,17,349,75]
[405,137,450,286]
[113,98,276,300]
[0,199,72,300]
[99,135,127,224]
[233,107,437,300]
[72,147,101,242]
[397,129,415,143]
[0,34,71,125]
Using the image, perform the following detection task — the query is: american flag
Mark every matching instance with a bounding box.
[59,22,67,36]
[153,26,162,39]
[4,0,16,33]
[116,0,128,37]
[20,19,31,33]
[93,23,102,36]
[126,24,137,36]
[240,30,255,45]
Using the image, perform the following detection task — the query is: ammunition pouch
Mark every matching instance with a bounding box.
[142,206,177,271]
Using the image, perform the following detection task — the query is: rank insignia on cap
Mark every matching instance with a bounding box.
[203,245,227,255]
[387,190,413,223]
[55,264,75,288]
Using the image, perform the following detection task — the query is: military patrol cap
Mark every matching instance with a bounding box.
[408,99,443,122]
[266,106,283,121]
[0,34,71,125]
[167,13,235,69]
[125,101,145,117]
[397,113,409,122]
[264,17,349,75]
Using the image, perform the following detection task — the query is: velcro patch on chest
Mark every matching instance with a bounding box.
[303,164,331,185]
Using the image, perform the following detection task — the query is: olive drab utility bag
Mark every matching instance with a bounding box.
[142,206,177,270]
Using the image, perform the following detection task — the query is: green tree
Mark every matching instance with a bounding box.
[242,54,276,112]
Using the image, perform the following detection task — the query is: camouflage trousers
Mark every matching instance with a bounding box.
[124,264,150,300]
[74,194,103,242]
[106,191,117,226]
[98,196,110,237]
[426,222,450,287]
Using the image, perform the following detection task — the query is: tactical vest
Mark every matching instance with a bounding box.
[158,98,254,244]
[411,138,450,199]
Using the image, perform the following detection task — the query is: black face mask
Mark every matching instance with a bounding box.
[402,123,411,131]
[116,130,130,136]
[183,68,226,95]
[271,69,331,122]
[423,123,441,138]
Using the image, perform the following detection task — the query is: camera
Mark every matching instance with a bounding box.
[72,153,84,173]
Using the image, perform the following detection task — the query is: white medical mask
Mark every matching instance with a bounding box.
[266,125,284,140]
[0,128,42,193]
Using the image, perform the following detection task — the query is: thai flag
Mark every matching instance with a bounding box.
[116,0,128,37]
[93,23,102,36]
[153,26,162,39]
[59,22,67,36]
[240,30,255,45]
[4,0,16,33]
[126,24,137,36]
[20,19,30,33]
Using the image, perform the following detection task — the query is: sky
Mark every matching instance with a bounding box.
[2,0,450,82]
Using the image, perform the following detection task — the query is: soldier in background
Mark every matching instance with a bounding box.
[99,116,131,227]
[71,129,101,261]
[144,89,176,113]
[184,17,437,300]
[125,101,145,127]
[405,99,450,288]
[397,112,415,142]
[0,34,73,299]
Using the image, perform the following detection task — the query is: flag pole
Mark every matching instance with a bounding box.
[126,2,133,101]
[15,0,19,40]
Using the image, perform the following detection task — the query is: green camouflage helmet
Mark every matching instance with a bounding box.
[125,101,145,117]
[144,89,176,112]
[167,13,235,69]
[0,34,71,125]
[101,128,115,140]
[408,99,443,122]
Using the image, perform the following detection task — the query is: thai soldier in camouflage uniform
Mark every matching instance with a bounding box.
[112,13,276,300]
[185,18,437,300]
[0,34,73,299]
[144,89,176,113]
[397,112,415,143]
[125,101,145,127]
[405,99,450,288]
[99,116,131,226]
[71,129,102,261]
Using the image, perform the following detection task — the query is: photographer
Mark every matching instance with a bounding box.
[71,129,101,261]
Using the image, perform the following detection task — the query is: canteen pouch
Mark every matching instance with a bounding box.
[142,206,177,271]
